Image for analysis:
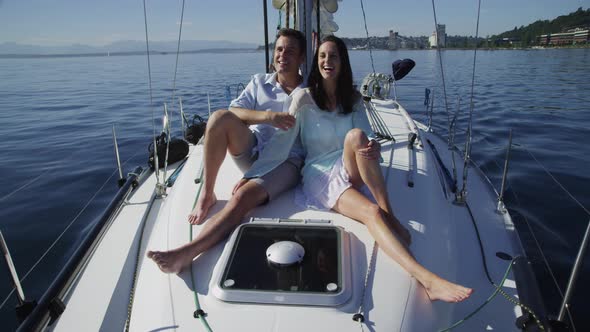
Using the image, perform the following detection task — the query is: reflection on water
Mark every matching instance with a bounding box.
[0,48,588,330]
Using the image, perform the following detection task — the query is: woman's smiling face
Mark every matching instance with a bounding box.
[318,41,341,81]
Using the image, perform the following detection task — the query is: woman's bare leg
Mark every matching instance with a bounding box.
[342,128,411,244]
[333,188,473,302]
[188,109,254,225]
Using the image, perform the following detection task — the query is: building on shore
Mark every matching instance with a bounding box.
[493,37,521,47]
[538,28,589,46]
[429,24,446,48]
[388,30,400,50]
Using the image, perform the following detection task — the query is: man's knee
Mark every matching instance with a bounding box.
[208,109,241,132]
[229,182,268,210]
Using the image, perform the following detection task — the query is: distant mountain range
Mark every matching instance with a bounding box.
[0,40,258,56]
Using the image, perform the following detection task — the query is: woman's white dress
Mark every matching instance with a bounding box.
[244,88,375,210]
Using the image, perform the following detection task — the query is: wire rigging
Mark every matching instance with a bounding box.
[359,0,376,74]
[461,133,579,329]
[0,149,143,311]
[0,168,52,203]
[430,0,451,131]
[168,0,187,126]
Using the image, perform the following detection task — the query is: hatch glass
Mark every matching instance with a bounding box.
[211,220,352,306]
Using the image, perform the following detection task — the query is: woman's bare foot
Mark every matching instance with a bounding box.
[423,275,473,303]
[188,192,217,225]
[147,249,193,274]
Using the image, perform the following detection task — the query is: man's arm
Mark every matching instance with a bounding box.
[229,107,295,131]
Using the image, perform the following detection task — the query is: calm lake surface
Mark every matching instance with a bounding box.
[0,48,589,330]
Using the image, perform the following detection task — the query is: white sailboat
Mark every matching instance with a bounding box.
[6,1,568,331]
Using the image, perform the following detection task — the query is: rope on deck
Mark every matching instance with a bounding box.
[189,163,213,331]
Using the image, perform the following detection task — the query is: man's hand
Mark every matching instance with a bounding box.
[357,139,381,160]
[266,112,295,131]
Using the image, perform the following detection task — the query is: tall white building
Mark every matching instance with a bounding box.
[429,24,446,48]
[388,30,400,49]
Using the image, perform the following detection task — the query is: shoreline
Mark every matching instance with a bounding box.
[1,45,587,59]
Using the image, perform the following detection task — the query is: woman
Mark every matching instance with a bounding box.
[243,35,472,302]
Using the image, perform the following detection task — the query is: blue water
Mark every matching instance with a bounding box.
[0,49,589,330]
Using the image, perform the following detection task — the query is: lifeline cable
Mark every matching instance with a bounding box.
[0,168,50,203]
[436,257,545,331]
[0,148,143,311]
[462,201,545,331]
[471,135,578,328]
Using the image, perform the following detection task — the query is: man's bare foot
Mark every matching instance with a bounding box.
[188,193,217,225]
[423,275,473,303]
[147,249,193,274]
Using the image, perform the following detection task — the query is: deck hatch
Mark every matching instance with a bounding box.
[210,219,352,306]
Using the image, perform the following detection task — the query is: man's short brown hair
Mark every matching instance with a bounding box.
[276,28,306,55]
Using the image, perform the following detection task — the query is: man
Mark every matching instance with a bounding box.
[147,28,306,273]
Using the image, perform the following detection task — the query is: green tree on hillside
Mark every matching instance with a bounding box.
[492,7,590,46]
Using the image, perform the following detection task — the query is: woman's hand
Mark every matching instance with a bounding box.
[266,112,295,131]
[358,139,381,160]
[232,178,249,194]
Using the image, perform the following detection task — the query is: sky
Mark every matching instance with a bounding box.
[0,0,588,46]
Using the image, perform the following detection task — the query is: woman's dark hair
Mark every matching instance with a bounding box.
[308,35,358,114]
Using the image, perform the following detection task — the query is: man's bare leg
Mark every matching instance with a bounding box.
[149,181,269,273]
[188,110,255,225]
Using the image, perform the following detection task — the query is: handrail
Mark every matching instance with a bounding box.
[16,166,143,332]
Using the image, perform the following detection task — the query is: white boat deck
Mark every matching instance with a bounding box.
[52,100,525,332]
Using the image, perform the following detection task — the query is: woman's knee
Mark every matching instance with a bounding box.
[363,203,382,222]
[345,128,369,149]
